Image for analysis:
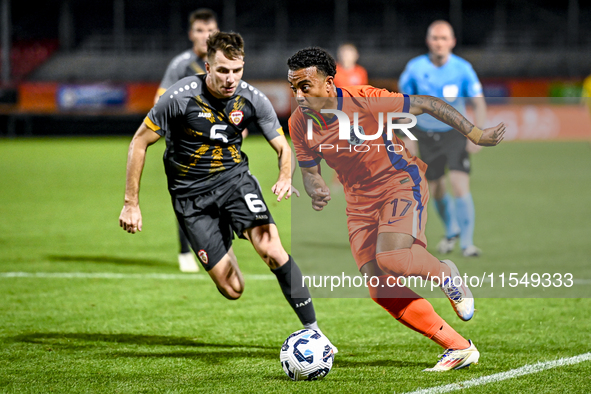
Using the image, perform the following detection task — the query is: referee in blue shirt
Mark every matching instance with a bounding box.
[399,20,487,257]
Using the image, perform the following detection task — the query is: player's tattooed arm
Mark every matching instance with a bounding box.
[301,165,331,211]
[409,95,473,134]
[409,95,506,146]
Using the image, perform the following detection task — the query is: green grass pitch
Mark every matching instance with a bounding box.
[1,135,590,393]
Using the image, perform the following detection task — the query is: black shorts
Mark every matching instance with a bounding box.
[172,171,275,270]
[413,128,471,181]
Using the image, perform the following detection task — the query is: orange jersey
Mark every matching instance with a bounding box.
[290,85,430,267]
[334,64,368,87]
[289,85,427,200]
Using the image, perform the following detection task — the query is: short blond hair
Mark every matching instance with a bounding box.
[206,31,245,61]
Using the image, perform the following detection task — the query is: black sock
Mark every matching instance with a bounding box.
[271,255,317,326]
[178,224,191,254]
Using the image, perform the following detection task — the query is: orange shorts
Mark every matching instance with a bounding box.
[346,171,429,270]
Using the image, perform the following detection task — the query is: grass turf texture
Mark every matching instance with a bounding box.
[1,136,590,393]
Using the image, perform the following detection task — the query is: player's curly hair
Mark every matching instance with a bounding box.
[287,47,337,77]
[207,31,245,61]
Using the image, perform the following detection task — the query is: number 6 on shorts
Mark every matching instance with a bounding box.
[245,193,267,213]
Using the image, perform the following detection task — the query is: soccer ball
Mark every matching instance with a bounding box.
[280,329,335,381]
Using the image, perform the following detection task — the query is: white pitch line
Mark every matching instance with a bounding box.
[405,352,591,394]
[0,272,275,280]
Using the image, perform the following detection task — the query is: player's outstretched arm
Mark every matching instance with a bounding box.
[119,122,161,234]
[301,165,331,211]
[409,95,505,146]
[268,135,293,202]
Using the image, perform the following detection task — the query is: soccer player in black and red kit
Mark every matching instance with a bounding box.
[119,32,334,343]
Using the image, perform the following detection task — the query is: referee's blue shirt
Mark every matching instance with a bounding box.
[399,54,482,132]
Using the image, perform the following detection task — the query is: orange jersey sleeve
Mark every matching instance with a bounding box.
[288,112,322,168]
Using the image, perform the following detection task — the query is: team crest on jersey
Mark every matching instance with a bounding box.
[348,125,366,146]
[230,110,244,125]
[198,250,208,265]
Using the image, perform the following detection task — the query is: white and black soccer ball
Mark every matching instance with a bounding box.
[280,329,335,381]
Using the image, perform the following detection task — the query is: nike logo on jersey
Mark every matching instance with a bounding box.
[388,218,404,224]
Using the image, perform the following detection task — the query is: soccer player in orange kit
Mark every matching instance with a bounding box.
[287,47,505,371]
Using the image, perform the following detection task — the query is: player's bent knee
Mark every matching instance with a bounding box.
[217,284,243,300]
[254,241,288,269]
[376,249,413,277]
[216,278,244,300]
[208,255,244,300]
[359,260,386,277]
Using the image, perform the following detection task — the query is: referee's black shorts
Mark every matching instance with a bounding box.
[172,171,275,270]
[412,127,471,181]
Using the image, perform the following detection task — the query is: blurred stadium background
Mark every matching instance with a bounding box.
[1,0,590,136]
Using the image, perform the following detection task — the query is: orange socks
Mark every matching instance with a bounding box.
[375,244,451,280]
[431,321,470,350]
[368,275,469,350]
